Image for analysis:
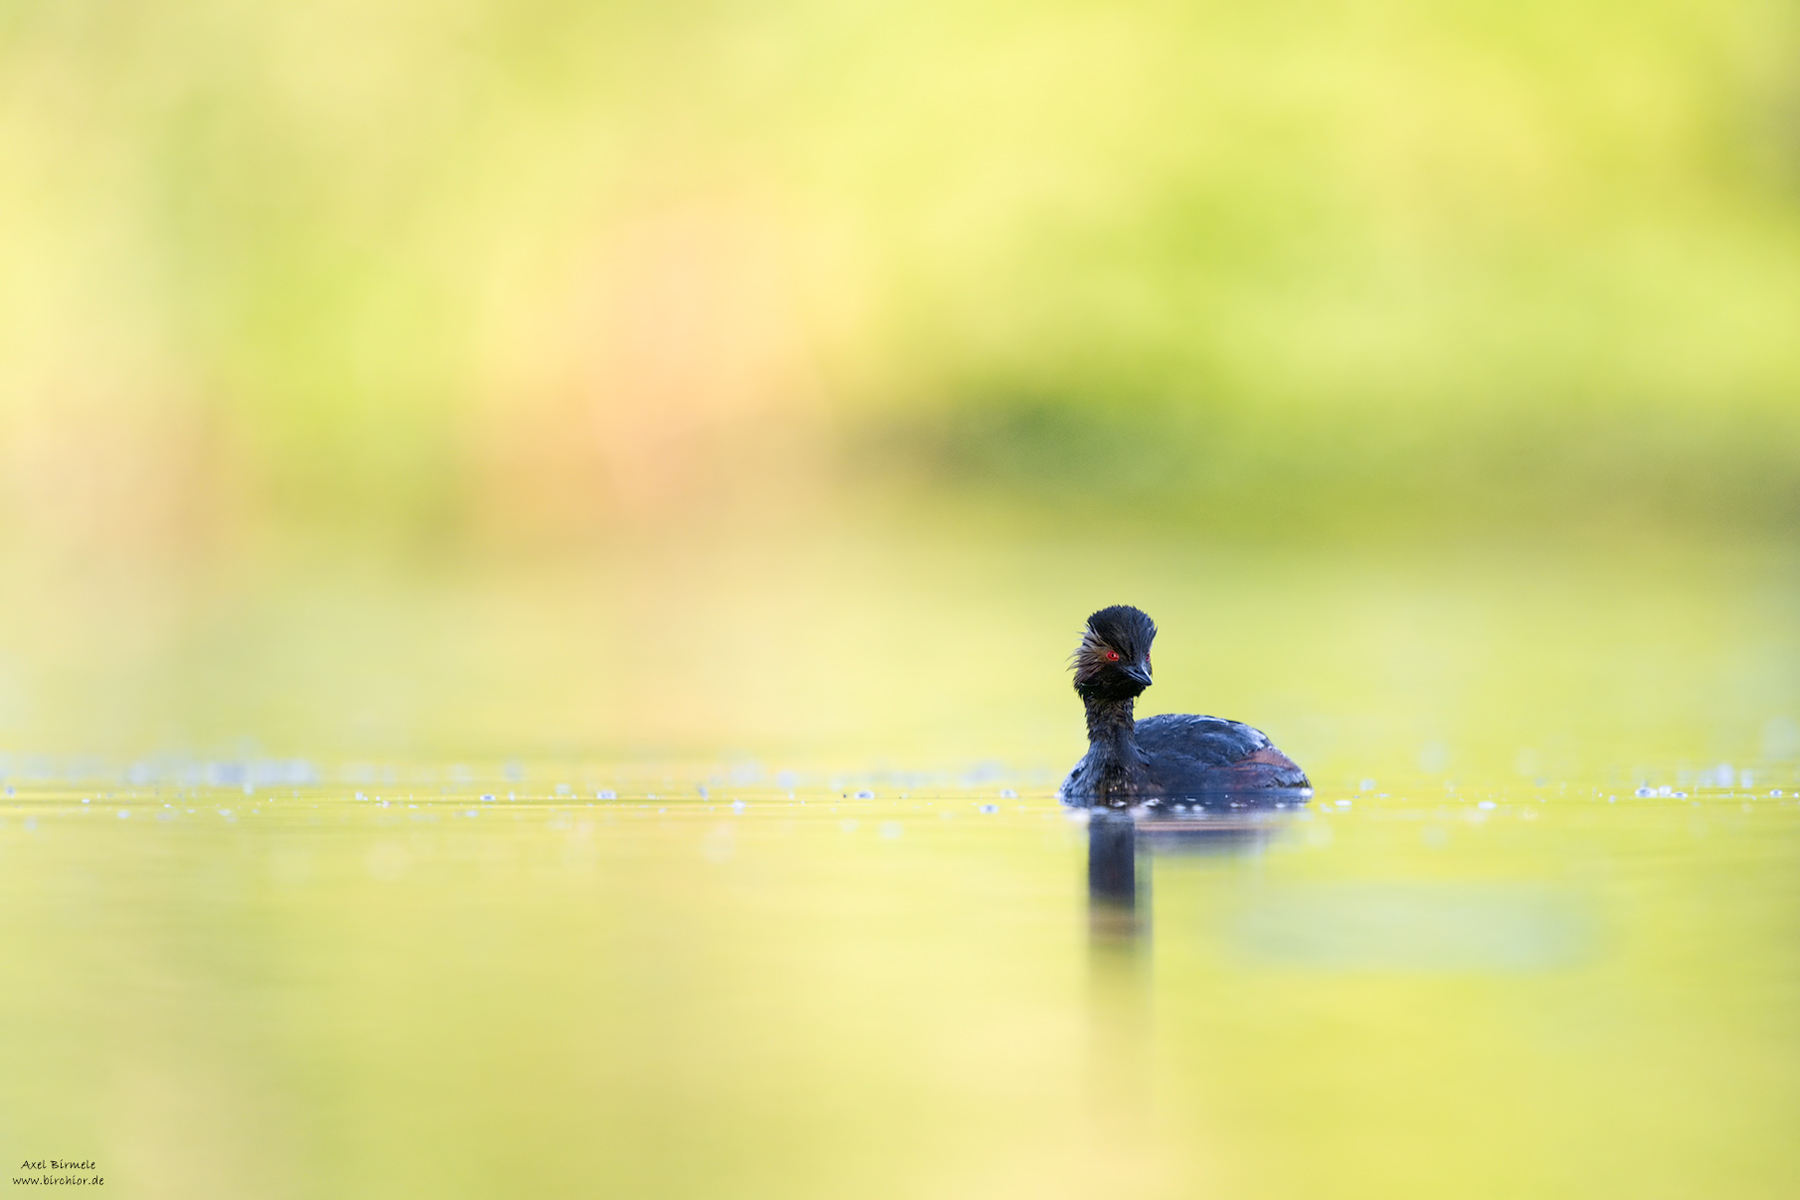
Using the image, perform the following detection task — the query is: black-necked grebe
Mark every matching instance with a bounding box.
[1058,604,1309,808]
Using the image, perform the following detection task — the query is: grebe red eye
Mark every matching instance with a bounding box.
[1104,650,1120,662]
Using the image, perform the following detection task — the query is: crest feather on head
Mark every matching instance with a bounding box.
[1071,604,1157,682]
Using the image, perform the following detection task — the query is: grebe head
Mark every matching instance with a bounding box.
[1072,605,1156,701]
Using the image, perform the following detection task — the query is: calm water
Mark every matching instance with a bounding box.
[1,528,1796,1195]
[3,768,1797,1199]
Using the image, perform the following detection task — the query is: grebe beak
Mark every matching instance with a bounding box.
[1124,662,1152,687]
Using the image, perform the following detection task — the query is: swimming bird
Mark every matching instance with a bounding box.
[1058,605,1309,808]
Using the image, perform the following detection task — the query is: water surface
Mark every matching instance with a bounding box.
[3,769,1796,1199]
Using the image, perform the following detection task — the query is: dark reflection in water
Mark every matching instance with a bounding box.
[1085,793,1307,946]
[1086,812,1142,935]
[1082,794,1306,1125]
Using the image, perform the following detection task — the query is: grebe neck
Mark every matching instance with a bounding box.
[1083,694,1146,805]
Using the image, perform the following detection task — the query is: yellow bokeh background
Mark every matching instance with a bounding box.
[1,0,1797,769]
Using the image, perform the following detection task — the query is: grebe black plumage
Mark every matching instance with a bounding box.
[1058,605,1309,809]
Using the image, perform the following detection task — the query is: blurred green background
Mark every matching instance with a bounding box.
[1,0,1797,772]
[5,10,1800,1199]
